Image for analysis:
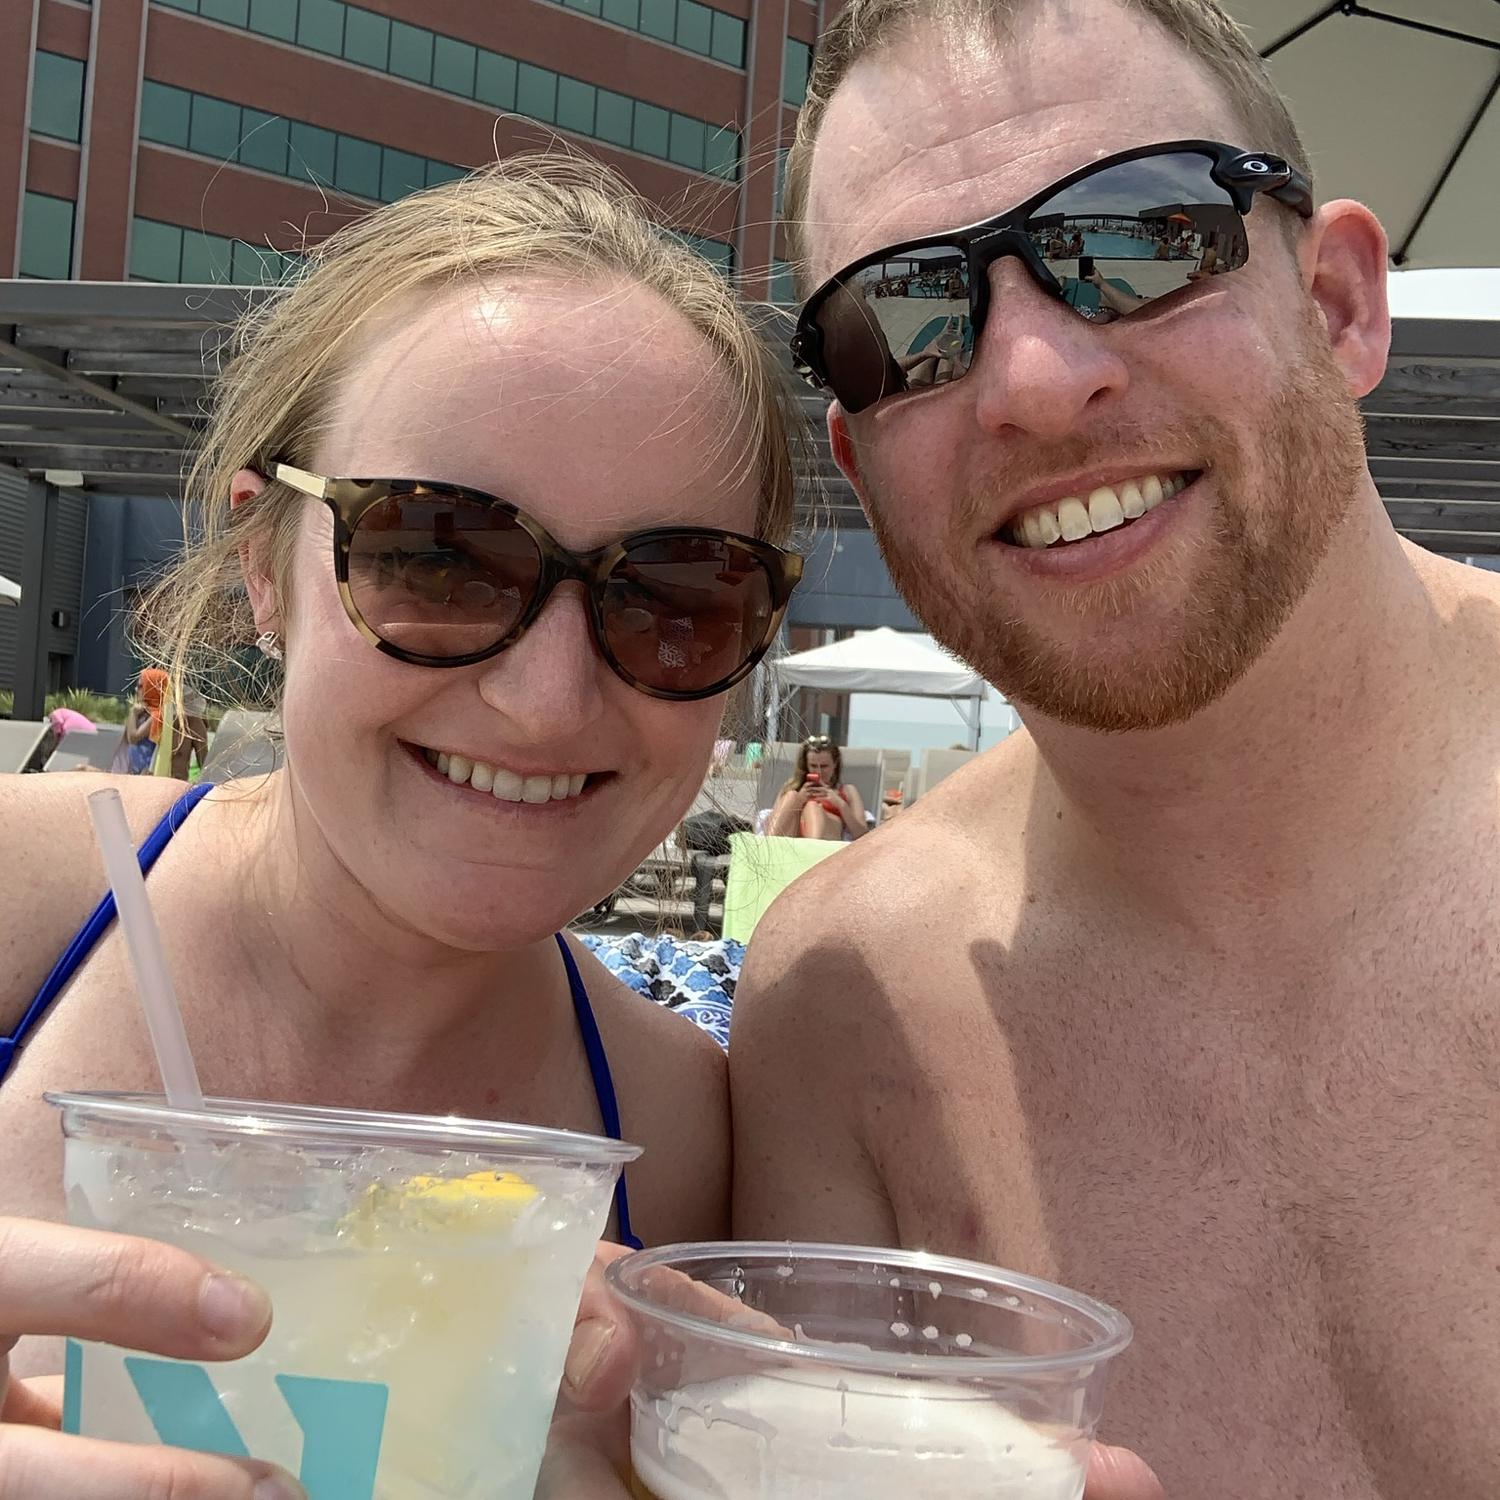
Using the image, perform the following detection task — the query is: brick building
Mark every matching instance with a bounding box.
[3,0,819,294]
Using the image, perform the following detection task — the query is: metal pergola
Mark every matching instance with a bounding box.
[1,280,1498,552]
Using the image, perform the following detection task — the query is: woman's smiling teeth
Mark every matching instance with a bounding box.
[422,746,588,803]
[1004,471,1195,548]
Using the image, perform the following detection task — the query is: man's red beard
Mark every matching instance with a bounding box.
[861,329,1368,733]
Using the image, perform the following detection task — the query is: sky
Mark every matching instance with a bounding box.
[1386,268,1500,319]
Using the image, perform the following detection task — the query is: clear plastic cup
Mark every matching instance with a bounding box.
[608,1241,1131,1500]
[50,1091,640,1500]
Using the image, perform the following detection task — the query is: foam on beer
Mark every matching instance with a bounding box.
[631,1365,1086,1499]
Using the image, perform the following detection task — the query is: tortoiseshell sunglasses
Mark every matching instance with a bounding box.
[271,463,803,702]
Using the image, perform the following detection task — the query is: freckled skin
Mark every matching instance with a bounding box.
[733,5,1500,1497]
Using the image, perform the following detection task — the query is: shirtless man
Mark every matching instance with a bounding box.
[728,0,1500,1495]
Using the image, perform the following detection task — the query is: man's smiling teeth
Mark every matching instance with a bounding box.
[1007,472,1192,548]
[422,747,587,803]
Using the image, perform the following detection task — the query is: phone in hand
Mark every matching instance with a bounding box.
[804,771,821,786]
[1078,254,1095,281]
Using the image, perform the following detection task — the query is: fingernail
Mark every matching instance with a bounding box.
[199,1271,272,1342]
[254,1472,307,1500]
[562,1318,615,1395]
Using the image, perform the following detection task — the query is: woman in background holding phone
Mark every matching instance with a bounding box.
[768,734,869,841]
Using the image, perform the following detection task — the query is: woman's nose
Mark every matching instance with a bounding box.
[475,585,608,740]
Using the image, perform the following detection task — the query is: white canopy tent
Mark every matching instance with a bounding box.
[767,627,990,748]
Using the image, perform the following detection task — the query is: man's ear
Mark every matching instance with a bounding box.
[827,403,874,516]
[230,468,280,635]
[1299,199,1391,399]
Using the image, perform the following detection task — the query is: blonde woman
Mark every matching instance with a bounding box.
[0,157,801,1498]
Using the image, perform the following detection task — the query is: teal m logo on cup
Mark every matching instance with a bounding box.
[64,1340,389,1500]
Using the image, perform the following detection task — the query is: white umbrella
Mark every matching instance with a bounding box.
[1233,0,1500,267]
[0,574,20,607]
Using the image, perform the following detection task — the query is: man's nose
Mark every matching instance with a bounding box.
[475,585,608,738]
[963,257,1130,440]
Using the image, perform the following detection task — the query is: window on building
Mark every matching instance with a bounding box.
[199,0,249,25]
[475,52,517,109]
[129,218,183,281]
[288,121,337,183]
[669,114,706,171]
[188,94,242,160]
[380,148,427,202]
[341,6,389,68]
[432,36,477,97]
[705,125,741,182]
[675,0,713,54]
[239,108,289,173]
[595,89,633,148]
[556,77,596,136]
[31,52,85,143]
[139,80,192,147]
[783,37,812,106]
[179,226,236,282]
[710,11,745,66]
[296,0,345,56]
[769,259,798,303]
[20,193,76,279]
[517,63,558,123]
[389,21,434,85]
[602,0,640,28]
[639,0,675,41]
[334,133,382,198]
[247,0,297,41]
[633,102,670,158]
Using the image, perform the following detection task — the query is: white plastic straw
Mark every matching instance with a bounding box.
[87,788,205,1111]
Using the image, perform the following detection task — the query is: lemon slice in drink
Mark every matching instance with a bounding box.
[342,1168,539,1243]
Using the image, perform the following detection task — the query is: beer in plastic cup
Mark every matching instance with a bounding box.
[608,1241,1131,1499]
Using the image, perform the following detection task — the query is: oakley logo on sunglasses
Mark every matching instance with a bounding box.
[269,463,803,702]
[792,140,1314,414]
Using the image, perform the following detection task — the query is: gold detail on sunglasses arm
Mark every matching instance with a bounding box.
[272,461,331,500]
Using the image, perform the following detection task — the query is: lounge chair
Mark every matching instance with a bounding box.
[0,720,49,774]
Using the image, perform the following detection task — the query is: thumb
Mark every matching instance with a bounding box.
[1086,1442,1166,1500]
[560,1242,640,1413]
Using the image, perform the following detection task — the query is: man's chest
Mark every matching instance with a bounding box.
[862,915,1500,1498]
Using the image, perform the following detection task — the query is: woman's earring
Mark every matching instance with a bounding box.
[256,631,284,662]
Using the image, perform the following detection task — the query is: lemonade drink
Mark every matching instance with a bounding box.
[52,1093,638,1500]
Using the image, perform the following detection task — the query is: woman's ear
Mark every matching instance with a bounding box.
[231,468,280,636]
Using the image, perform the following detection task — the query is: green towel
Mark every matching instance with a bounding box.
[721,833,843,943]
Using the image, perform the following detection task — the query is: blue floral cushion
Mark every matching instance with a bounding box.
[578,933,742,1051]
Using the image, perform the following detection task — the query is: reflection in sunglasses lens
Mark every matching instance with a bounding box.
[1027,151,1245,324]
[603,536,775,694]
[822,247,972,411]
[348,495,540,659]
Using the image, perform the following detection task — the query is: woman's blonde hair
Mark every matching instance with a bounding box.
[138,153,803,710]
